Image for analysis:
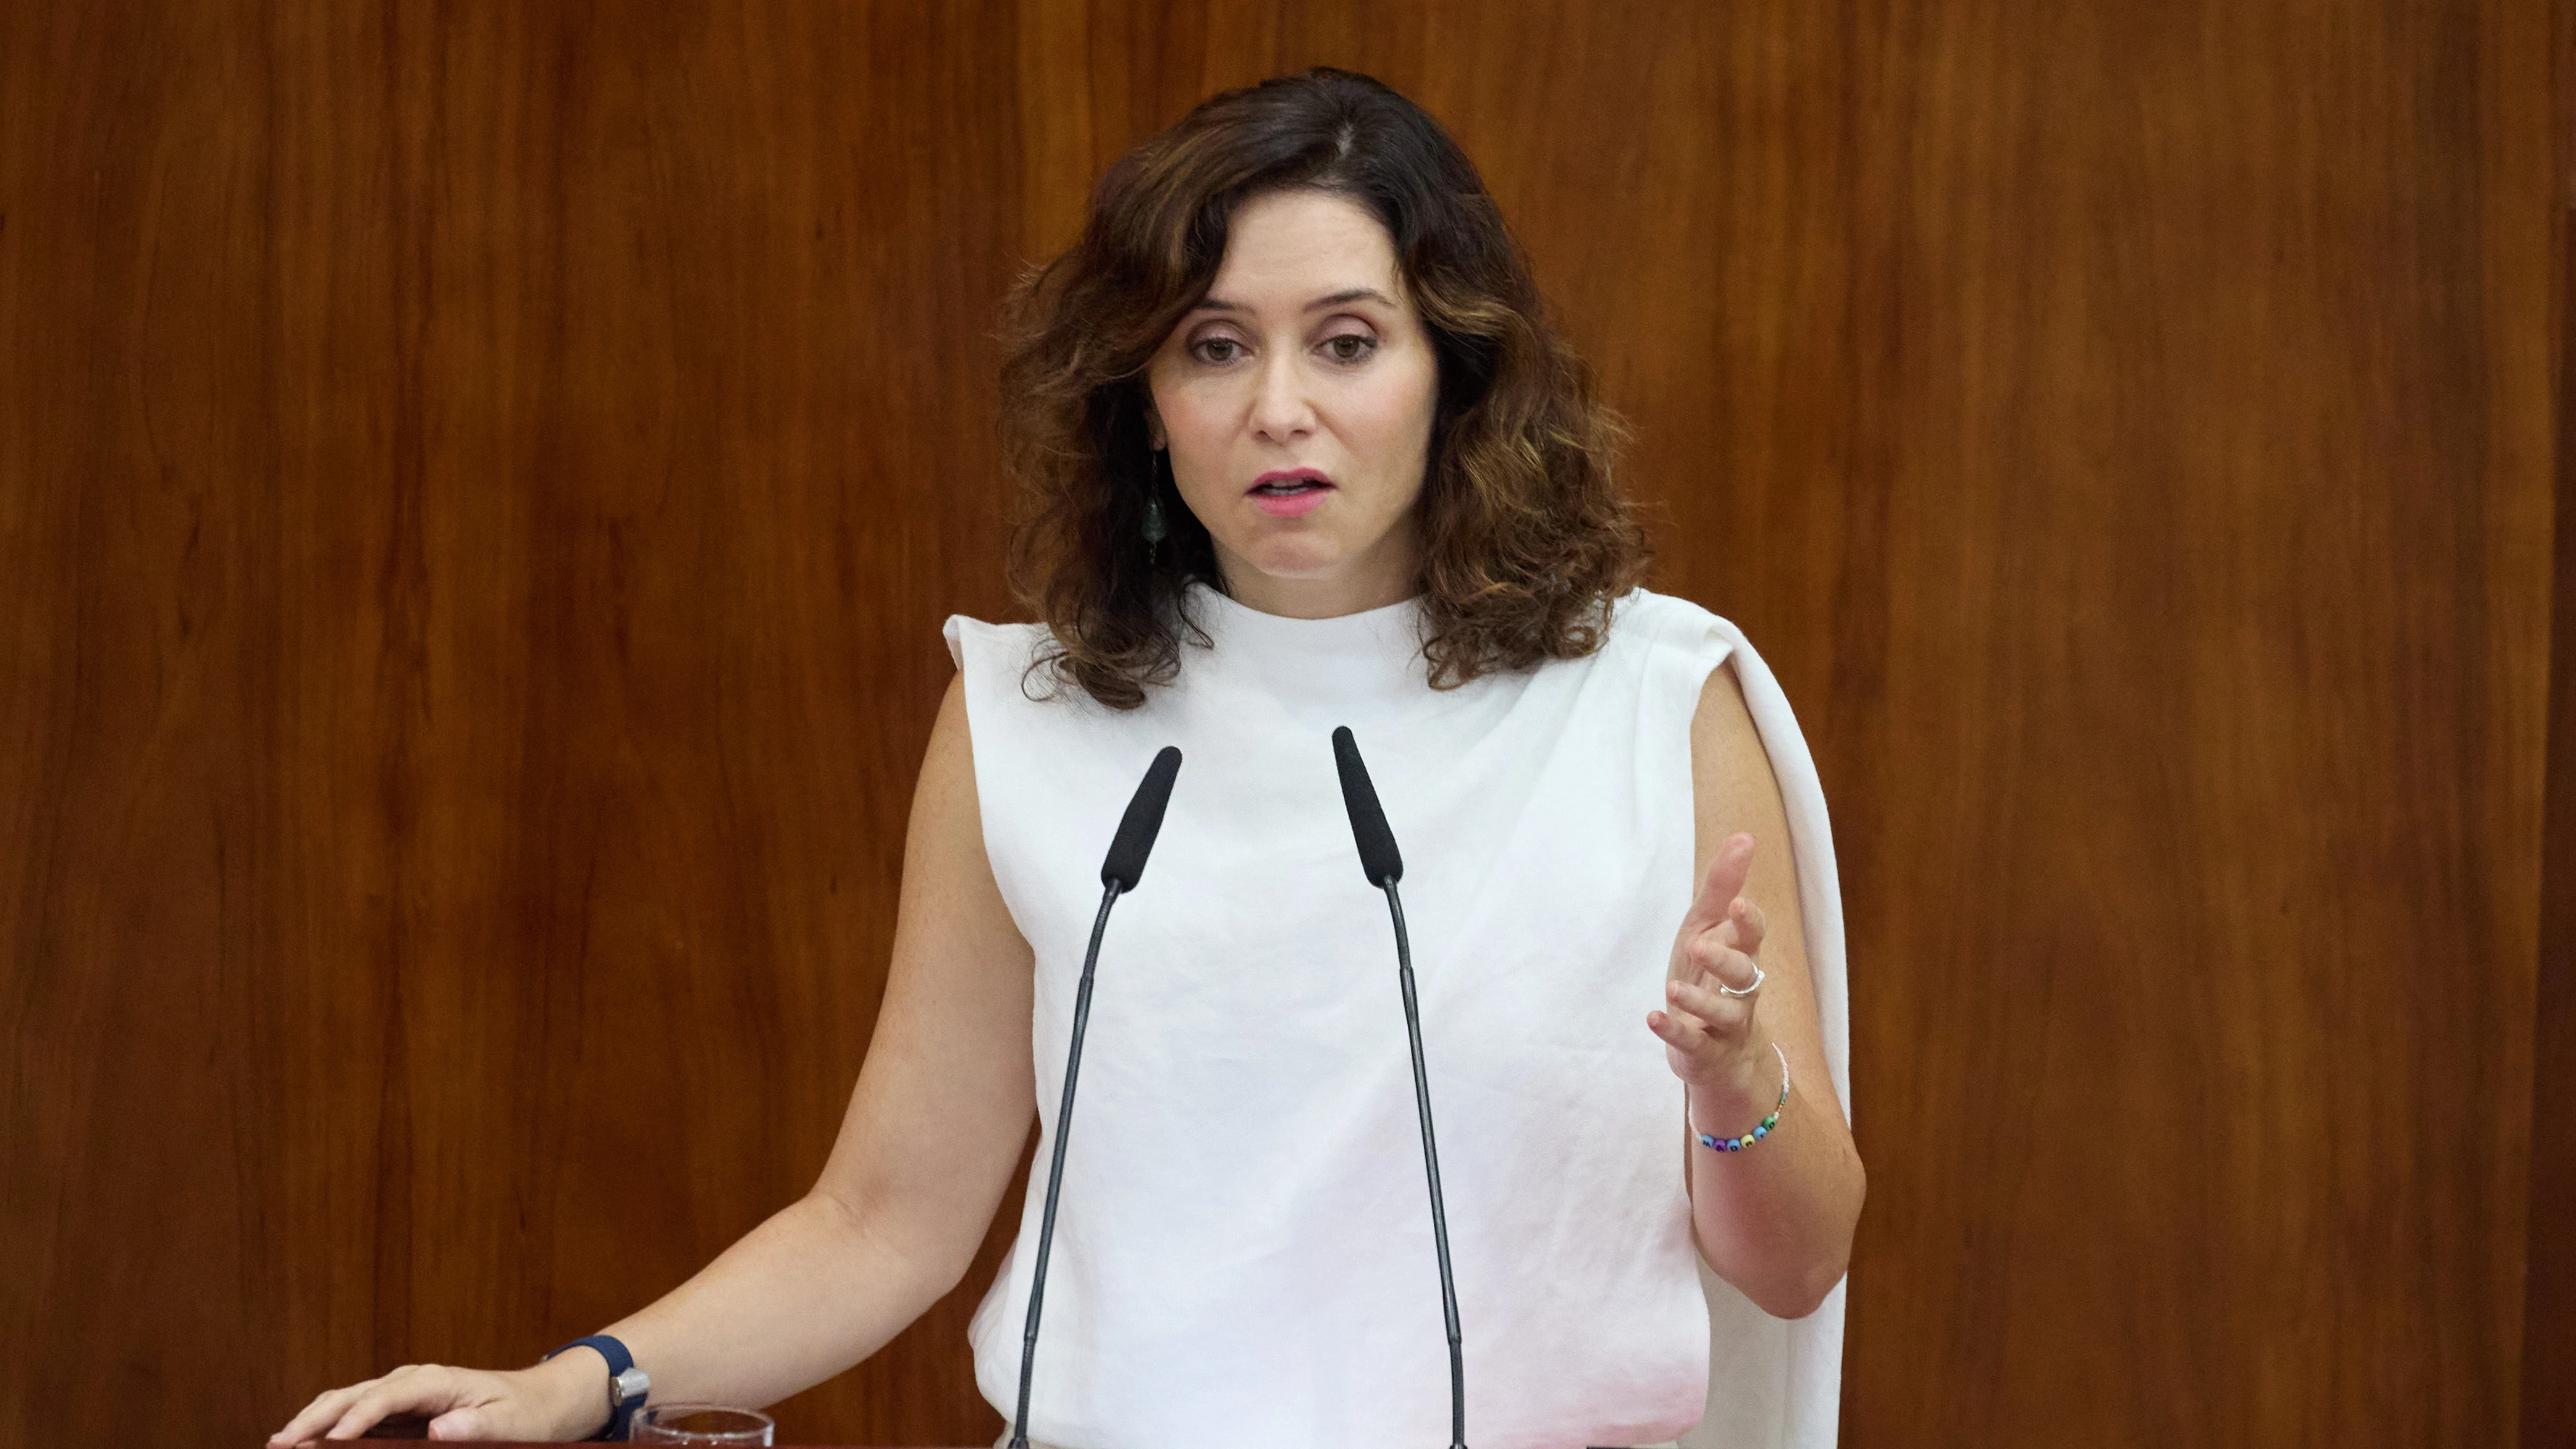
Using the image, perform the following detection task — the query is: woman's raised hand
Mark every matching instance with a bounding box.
[267,1353,604,1445]
[1648,831,1778,1113]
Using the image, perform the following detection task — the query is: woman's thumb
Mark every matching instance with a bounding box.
[426,1408,484,1441]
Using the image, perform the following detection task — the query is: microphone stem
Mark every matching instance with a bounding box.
[1010,879,1123,1449]
[1383,880,1467,1449]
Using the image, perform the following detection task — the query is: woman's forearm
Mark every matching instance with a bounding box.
[558,1191,969,1431]
[1686,1060,1866,1320]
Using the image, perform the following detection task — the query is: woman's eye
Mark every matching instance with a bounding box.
[1192,338,1244,365]
[1323,334,1378,364]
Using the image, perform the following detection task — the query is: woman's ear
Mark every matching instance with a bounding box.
[1143,403,1166,453]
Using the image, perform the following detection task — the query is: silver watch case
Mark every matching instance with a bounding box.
[611,1364,651,1409]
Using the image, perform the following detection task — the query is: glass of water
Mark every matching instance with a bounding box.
[629,1403,775,1445]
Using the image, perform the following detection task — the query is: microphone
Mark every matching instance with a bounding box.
[1009,745,1182,1449]
[1100,745,1183,892]
[1332,726,1405,887]
[1331,726,1467,1449]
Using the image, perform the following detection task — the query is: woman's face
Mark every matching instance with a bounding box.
[1145,188,1439,618]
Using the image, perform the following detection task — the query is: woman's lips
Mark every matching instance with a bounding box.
[1248,480,1334,518]
[1248,469,1334,518]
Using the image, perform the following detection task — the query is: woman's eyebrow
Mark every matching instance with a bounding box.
[1189,287,1397,316]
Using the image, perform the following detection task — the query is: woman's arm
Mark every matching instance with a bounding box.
[273,674,1038,1442]
[1645,660,1866,1321]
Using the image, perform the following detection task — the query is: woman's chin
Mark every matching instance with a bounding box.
[1230,542,1350,583]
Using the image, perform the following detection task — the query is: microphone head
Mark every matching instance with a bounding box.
[1100,746,1183,892]
[1331,726,1404,887]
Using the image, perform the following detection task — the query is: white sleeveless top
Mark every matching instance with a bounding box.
[943,583,1850,1449]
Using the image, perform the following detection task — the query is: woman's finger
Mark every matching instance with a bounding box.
[1694,936,1761,995]
[324,1393,393,1442]
[1685,929,1761,993]
[272,1382,376,1445]
[1670,975,1754,1030]
[324,1366,452,1441]
[1680,833,1755,935]
[1658,981,1741,1042]
[1647,1006,1710,1050]
[1725,897,1768,957]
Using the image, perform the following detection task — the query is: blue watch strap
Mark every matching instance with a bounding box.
[544,1334,642,1440]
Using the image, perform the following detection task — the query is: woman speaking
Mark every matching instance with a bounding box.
[272,67,1865,1449]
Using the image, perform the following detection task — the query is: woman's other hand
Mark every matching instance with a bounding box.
[267,1351,604,1445]
[1649,830,1778,1122]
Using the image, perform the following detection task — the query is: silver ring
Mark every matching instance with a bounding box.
[1716,963,1765,998]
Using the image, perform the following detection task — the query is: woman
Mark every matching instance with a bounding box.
[272,67,1863,1449]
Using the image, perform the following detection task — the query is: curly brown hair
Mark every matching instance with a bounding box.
[998,67,1649,710]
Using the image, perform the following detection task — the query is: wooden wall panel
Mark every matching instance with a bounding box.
[0,2,1032,1443]
[0,2,2559,1448]
[2525,203,2576,1449]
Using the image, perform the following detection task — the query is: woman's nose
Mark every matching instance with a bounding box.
[1249,353,1315,440]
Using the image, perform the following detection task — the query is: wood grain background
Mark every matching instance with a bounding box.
[2530,200,2576,1449]
[0,2,2563,1447]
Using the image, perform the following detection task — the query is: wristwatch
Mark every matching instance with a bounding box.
[544,1334,650,1441]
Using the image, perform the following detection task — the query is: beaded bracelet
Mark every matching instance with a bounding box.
[1691,1042,1790,1153]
